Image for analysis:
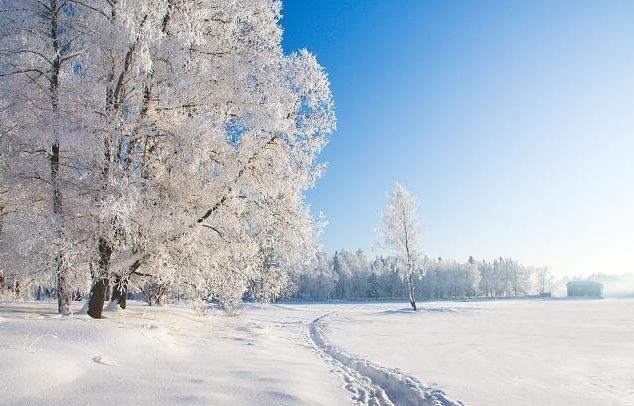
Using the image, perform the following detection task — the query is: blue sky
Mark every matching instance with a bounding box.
[281,1,634,276]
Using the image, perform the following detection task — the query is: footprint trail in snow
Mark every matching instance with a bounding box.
[307,311,465,406]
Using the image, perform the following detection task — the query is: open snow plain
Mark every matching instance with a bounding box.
[1,299,632,406]
[324,299,634,406]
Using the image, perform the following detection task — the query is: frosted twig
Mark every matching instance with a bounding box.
[24,334,58,353]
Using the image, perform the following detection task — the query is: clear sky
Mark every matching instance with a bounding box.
[281,0,634,277]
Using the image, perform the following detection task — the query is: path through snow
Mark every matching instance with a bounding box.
[308,311,464,406]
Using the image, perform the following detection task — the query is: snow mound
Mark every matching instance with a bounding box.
[104,300,124,313]
[77,300,89,315]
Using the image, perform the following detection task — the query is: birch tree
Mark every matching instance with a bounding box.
[378,183,422,310]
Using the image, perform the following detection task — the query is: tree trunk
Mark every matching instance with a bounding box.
[87,238,112,319]
[0,210,4,297]
[47,0,70,315]
[87,278,108,318]
[407,273,417,311]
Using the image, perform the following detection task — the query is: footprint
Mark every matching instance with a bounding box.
[308,312,464,406]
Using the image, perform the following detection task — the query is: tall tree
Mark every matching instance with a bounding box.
[1,0,335,314]
[378,183,423,310]
[0,0,98,312]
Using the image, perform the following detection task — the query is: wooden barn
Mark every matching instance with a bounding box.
[567,280,603,298]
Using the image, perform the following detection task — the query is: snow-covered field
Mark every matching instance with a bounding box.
[1,299,632,406]
[324,299,634,406]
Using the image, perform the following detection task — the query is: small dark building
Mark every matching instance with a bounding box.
[567,280,603,298]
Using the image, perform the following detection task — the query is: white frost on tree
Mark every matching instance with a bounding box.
[378,183,423,310]
[0,0,335,315]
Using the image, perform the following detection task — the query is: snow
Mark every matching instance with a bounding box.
[1,299,632,405]
[103,300,124,313]
[325,299,634,406]
[308,311,462,406]
[0,301,352,406]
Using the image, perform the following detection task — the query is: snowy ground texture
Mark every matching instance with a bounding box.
[1,299,632,406]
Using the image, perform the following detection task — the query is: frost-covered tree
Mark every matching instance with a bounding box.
[376,256,406,299]
[0,0,104,312]
[1,0,335,315]
[81,1,335,314]
[465,256,481,297]
[534,266,552,294]
[509,259,532,296]
[366,271,379,299]
[478,260,494,297]
[378,183,423,310]
[297,251,337,300]
[295,251,543,301]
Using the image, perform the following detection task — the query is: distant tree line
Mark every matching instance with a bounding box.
[295,250,550,301]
